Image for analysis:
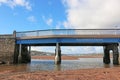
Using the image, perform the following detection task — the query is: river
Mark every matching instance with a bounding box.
[0,58,119,73]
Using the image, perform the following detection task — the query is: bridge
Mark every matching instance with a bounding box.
[0,29,120,65]
[14,29,120,65]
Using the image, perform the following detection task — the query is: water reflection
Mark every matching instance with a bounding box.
[28,58,120,71]
[0,58,119,73]
[54,64,61,71]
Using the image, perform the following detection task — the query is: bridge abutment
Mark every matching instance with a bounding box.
[0,35,15,64]
[13,44,19,63]
[103,44,119,65]
[55,43,61,64]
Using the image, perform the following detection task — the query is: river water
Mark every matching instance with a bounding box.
[0,58,120,73]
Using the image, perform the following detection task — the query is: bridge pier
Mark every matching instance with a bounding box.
[28,46,31,62]
[103,46,110,64]
[55,43,61,64]
[112,44,119,65]
[103,44,119,65]
[14,44,31,63]
[18,44,22,63]
[21,45,31,63]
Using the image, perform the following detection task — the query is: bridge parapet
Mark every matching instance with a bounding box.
[16,29,120,38]
[0,34,15,38]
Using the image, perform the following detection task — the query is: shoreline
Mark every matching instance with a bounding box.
[31,54,104,60]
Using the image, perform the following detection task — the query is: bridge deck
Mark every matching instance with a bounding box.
[16,29,120,45]
[17,35,120,40]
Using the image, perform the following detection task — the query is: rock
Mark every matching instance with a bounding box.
[0,61,6,64]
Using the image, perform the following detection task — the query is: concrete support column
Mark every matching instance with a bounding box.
[14,45,31,64]
[113,44,119,65]
[21,45,31,63]
[18,44,22,63]
[103,44,119,65]
[28,46,31,54]
[103,46,110,64]
[118,43,120,54]
[55,43,61,64]
[28,46,31,62]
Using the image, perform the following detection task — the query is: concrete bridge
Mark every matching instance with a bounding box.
[0,29,120,65]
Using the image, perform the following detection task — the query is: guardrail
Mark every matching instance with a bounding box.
[16,29,120,38]
[0,34,14,38]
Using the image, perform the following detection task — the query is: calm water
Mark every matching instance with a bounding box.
[0,58,120,72]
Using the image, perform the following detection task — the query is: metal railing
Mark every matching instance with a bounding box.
[16,29,120,38]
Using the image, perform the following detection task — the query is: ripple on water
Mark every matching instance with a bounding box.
[0,58,120,73]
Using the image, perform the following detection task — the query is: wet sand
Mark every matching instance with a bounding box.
[0,55,119,80]
[0,67,120,80]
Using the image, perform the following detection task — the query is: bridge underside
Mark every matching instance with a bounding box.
[15,38,120,65]
[17,43,118,46]
[15,29,120,65]
[16,38,120,46]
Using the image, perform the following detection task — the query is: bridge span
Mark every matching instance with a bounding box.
[14,29,120,65]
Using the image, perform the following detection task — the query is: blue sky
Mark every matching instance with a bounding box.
[0,0,120,54]
[0,0,120,34]
[0,0,66,34]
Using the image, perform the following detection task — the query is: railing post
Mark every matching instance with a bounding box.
[37,31,39,36]
[13,30,16,38]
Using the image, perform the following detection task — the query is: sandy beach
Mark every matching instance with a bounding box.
[0,55,120,80]
[0,67,120,80]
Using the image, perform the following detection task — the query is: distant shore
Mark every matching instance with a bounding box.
[31,54,106,60]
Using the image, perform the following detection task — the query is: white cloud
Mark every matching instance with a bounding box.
[46,18,53,26]
[62,46,103,54]
[27,16,36,22]
[63,0,120,29]
[0,0,31,10]
[31,46,103,54]
[31,46,55,53]
[42,16,53,26]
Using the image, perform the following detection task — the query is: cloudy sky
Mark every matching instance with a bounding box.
[0,0,120,54]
